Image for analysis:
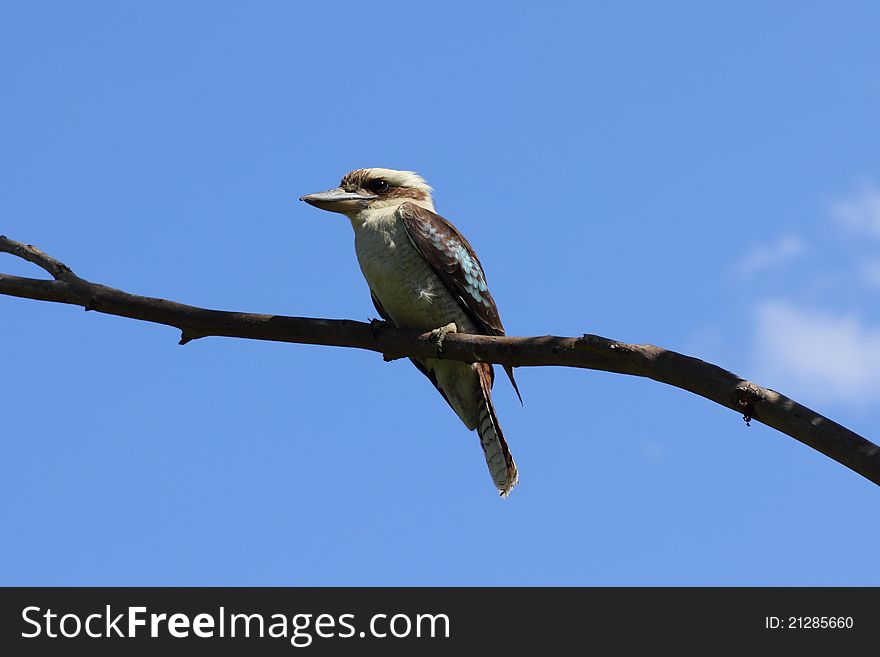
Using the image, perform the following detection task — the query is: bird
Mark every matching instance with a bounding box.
[300,168,521,497]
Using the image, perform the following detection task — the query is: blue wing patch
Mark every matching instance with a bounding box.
[397,201,523,403]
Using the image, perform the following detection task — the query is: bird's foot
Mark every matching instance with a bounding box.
[430,322,458,358]
[371,318,397,361]
[369,317,385,340]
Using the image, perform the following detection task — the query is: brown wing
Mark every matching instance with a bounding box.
[397,202,522,403]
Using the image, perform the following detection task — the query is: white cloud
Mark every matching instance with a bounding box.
[831,182,880,239]
[736,234,804,276]
[753,301,880,404]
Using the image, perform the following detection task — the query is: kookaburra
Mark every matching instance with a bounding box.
[300,168,520,497]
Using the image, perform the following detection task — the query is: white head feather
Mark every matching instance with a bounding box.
[340,167,436,215]
[359,168,432,194]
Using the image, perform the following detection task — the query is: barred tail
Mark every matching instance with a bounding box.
[474,363,519,497]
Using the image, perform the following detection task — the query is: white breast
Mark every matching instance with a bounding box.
[353,210,477,332]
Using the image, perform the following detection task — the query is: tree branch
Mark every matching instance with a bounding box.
[2,234,879,486]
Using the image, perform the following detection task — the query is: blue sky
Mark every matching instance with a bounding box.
[2,1,879,585]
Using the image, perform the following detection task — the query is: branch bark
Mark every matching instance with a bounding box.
[2,234,879,486]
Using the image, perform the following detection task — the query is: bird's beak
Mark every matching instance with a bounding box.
[299,187,377,214]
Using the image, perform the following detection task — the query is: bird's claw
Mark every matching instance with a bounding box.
[430,322,458,358]
[370,317,385,340]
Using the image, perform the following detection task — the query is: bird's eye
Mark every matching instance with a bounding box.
[368,179,389,193]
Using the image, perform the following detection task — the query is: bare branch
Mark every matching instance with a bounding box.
[2,235,879,487]
[0,235,78,281]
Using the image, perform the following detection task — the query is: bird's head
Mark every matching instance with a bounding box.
[300,168,435,221]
